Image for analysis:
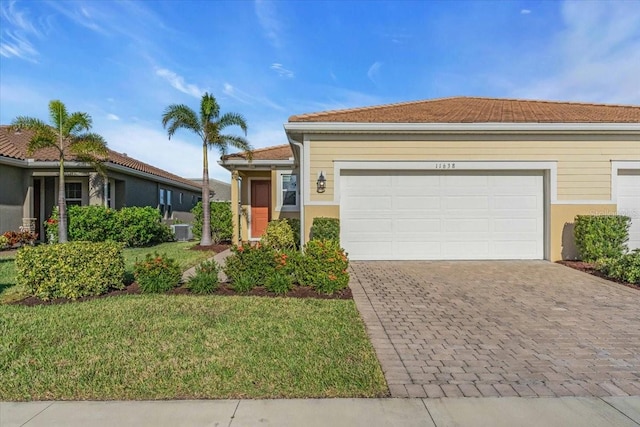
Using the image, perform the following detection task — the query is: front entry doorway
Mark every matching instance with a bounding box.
[250,180,271,239]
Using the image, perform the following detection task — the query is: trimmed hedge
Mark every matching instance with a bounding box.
[573,215,630,262]
[597,251,640,285]
[191,201,233,244]
[297,239,349,294]
[15,242,125,300]
[310,217,340,243]
[260,220,296,251]
[49,206,172,247]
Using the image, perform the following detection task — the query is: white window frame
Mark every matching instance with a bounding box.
[277,170,299,212]
[65,180,85,206]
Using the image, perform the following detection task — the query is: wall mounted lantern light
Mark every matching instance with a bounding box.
[316,171,326,193]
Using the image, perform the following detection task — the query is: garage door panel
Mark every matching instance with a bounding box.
[340,170,544,260]
[617,170,640,250]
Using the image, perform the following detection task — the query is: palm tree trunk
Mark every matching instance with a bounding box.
[200,143,213,246]
[57,157,68,243]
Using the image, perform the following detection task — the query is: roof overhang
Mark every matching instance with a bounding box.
[284,122,640,135]
[218,159,295,171]
[0,157,202,192]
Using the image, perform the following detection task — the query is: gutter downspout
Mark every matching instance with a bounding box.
[287,136,305,250]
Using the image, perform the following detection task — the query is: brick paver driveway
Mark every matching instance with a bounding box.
[350,261,640,398]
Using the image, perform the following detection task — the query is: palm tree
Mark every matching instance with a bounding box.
[162,92,252,246]
[11,100,108,243]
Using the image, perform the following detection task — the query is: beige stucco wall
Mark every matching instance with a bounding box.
[307,137,639,202]
[550,204,617,261]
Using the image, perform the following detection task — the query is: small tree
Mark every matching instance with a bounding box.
[11,100,108,243]
[162,93,252,246]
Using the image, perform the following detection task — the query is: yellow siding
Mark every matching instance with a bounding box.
[308,139,639,202]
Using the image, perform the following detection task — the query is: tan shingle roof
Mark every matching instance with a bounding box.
[0,126,201,190]
[222,144,292,161]
[288,97,640,123]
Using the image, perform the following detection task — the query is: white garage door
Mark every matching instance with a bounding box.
[617,170,640,251]
[340,170,545,260]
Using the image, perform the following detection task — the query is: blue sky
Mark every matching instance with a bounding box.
[1,0,639,182]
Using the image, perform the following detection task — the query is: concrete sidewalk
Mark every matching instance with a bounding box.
[181,248,232,283]
[2,397,639,427]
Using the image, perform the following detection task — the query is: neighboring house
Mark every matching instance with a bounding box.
[190,178,232,201]
[220,97,640,261]
[0,126,202,239]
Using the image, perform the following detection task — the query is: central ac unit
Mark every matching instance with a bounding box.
[171,224,193,241]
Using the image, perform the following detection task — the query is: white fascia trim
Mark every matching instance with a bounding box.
[284,122,640,133]
[330,160,558,204]
[218,159,294,169]
[611,161,640,204]
[0,156,28,167]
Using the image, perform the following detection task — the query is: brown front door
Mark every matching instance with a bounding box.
[251,180,270,238]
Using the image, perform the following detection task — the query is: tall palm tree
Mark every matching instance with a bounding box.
[11,100,108,243]
[162,92,252,246]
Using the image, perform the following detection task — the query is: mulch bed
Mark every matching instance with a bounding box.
[14,282,352,307]
[557,260,639,291]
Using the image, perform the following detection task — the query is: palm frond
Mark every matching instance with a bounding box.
[69,133,109,158]
[200,93,220,124]
[10,117,58,155]
[161,104,202,140]
[218,112,248,135]
[64,112,92,136]
[214,134,253,160]
[48,100,69,130]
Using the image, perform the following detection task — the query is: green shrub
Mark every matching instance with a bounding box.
[223,243,276,285]
[310,217,340,243]
[596,251,640,284]
[117,206,173,247]
[68,205,118,242]
[0,234,9,249]
[45,206,59,243]
[260,220,296,251]
[15,241,125,300]
[231,272,255,293]
[574,215,630,262]
[187,260,220,294]
[191,201,233,244]
[134,252,182,293]
[297,239,349,294]
[284,218,301,248]
[265,271,294,294]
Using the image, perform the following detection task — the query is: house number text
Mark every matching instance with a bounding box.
[434,163,456,169]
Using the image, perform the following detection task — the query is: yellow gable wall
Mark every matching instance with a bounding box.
[307,137,639,202]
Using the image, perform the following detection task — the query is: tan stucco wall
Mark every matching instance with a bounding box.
[307,137,639,202]
[550,204,617,261]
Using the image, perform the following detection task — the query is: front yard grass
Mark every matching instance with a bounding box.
[0,295,387,400]
[0,242,216,304]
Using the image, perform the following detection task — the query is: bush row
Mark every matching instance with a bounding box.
[46,205,173,247]
[573,214,638,285]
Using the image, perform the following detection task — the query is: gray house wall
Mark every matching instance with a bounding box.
[0,164,26,233]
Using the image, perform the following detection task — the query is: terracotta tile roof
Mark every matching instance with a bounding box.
[0,126,201,190]
[288,97,640,123]
[222,144,293,161]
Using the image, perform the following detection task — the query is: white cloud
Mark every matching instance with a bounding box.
[512,1,640,104]
[255,0,282,49]
[270,63,294,78]
[520,9,531,15]
[0,0,42,61]
[367,61,383,84]
[106,113,120,121]
[222,82,285,111]
[155,68,204,98]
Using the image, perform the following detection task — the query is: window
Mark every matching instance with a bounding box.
[166,190,173,218]
[277,172,299,211]
[65,182,83,206]
[159,188,166,216]
[179,192,183,205]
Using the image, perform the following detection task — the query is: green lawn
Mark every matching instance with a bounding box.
[0,242,216,304]
[0,295,387,400]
